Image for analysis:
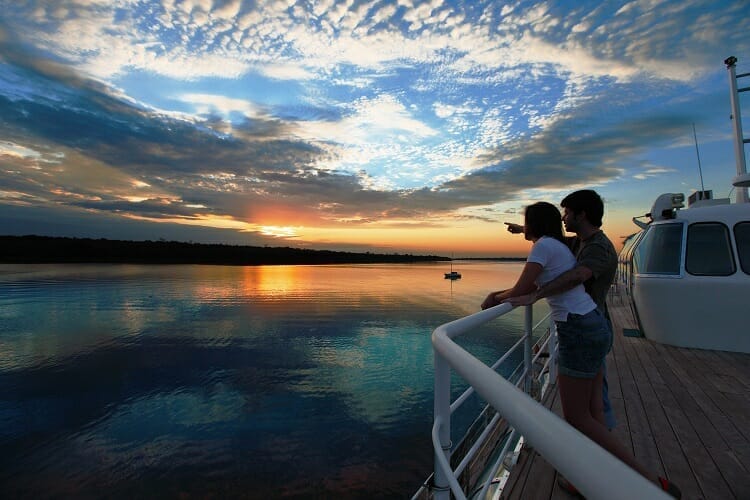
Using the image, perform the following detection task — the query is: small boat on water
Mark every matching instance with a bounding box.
[445,258,461,279]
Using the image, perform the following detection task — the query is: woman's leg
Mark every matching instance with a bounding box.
[558,371,656,482]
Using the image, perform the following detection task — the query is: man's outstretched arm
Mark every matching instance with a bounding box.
[507,265,592,306]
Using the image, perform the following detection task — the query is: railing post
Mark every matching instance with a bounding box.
[549,317,558,385]
[524,305,533,394]
[433,350,452,499]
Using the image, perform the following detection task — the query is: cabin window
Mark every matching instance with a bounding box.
[633,223,683,275]
[686,223,735,276]
[617,231,644,286]
[735,222,750,274]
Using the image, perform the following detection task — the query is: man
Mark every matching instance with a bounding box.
[484,189,618,429]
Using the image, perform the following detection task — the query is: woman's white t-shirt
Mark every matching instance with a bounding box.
[527,236,597,321]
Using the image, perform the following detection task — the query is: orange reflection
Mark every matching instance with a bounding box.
[244,264,306,297]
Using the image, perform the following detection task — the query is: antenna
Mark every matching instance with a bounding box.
[692,122,706,193]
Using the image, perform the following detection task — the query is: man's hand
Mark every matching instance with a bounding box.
[506,291,539,307]
[481,291,503,310]
[504,222,523,234]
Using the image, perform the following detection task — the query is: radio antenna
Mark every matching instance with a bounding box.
[692,122,706,193]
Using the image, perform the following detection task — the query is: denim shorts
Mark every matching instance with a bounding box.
[555,308,612,379]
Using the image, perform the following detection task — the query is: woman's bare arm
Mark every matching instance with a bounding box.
[481,262,542,309]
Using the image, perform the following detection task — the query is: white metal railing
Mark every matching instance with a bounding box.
[429,302,669,500]
[413,302,551,500]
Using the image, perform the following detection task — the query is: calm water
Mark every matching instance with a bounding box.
[0,261,546,498]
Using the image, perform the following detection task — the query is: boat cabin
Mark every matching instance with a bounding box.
[618,193,750,353]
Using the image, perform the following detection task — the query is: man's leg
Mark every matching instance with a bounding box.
[602,359,616,430]
[602,308,616,430]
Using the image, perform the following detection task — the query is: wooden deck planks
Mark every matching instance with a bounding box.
[677,349,750,444]
[646,342,750,499]
[500,298,750,500]
[502,386,560,499]
[633,341,722,499]
[606,308,634,455]
[621,338,704,498]
[614,336,666,478]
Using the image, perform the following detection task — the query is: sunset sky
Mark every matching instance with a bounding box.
[1,0,749,257]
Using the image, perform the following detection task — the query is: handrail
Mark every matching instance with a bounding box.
[423,306,553,500]
[431,302,669,500]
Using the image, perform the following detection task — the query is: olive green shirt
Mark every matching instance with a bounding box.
[567,230,618,311]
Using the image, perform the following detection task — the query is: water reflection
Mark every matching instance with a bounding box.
[252,264,305,297]
[0,261,536,498]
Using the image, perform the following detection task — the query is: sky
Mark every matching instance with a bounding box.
[1,0,749,257]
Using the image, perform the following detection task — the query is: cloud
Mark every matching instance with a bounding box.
[0,31,736,233]
[1,0,727,85]
[632,166,677,180]
[177,93,263,120]
[1,0,749,250]
[257,62,315,81]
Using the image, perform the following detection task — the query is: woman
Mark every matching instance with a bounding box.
[481,202,680,498]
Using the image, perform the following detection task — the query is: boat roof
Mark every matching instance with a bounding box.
[657,202,750,225]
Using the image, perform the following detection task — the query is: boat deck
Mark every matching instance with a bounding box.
[501,294,750,500]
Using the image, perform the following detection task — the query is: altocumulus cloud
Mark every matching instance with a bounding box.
[0,0,749,248]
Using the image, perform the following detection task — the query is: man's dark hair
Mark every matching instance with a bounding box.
[524,202,565,243]
[561,189,604,227]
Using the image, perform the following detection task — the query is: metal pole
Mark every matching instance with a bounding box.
[725,56,749,203]
[524,305,533,394]
[692,122,706,193]
[549,318,558,385]
[433,351,452,500]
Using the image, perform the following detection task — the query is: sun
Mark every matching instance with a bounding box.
[259,226,299,238]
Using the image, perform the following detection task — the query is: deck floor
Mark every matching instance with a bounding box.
[500,293,750,500]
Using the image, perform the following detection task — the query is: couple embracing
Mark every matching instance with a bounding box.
[481,190,681,498]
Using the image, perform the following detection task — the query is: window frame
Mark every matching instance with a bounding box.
[685,222,736,277]
[734,221,750,275]
[633,222,684,277]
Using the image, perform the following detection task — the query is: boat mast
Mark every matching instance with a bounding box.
[692,123,706,193]
[725,56,750,203]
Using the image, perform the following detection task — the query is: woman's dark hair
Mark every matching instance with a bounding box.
[524,202,565,243]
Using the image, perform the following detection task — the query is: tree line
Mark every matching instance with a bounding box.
[0,235,450,265]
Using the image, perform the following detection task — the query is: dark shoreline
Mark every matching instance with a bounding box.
[0,235,526,265]
[0,235,453,265]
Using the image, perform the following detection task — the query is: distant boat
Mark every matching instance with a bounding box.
[444,258,461,280]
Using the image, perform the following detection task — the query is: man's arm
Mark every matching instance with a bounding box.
[481,288,508,309]
[536,264,592,299]
[481,262,542,309]
[506,264,592,306]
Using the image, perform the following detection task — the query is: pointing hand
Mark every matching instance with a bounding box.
[504,222,523,234]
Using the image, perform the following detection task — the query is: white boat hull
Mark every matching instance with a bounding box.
[632,273,750,353]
